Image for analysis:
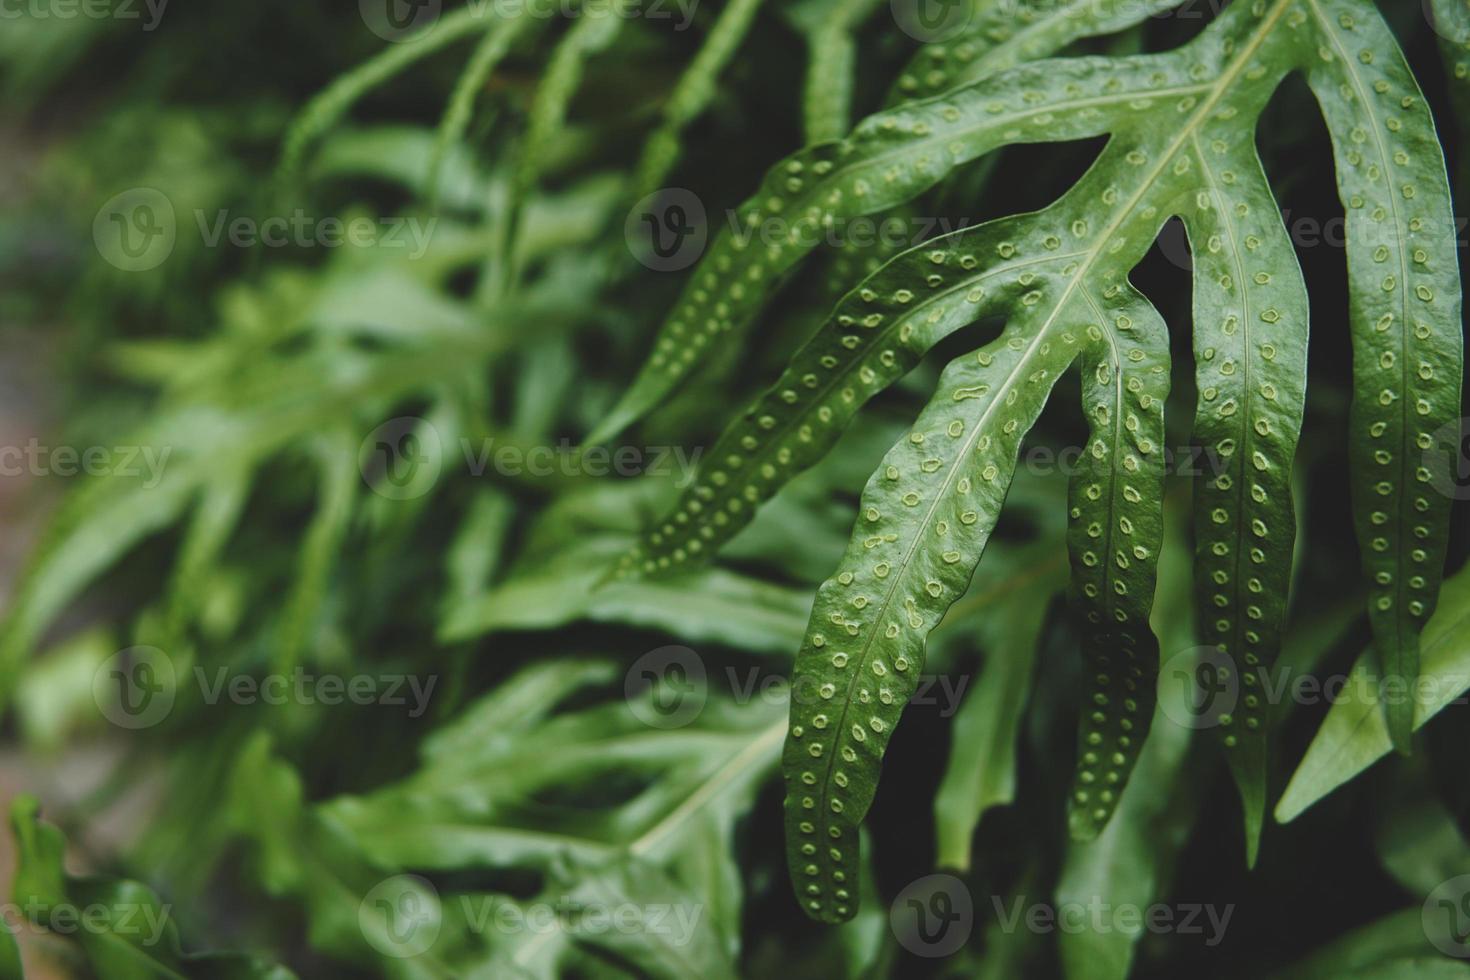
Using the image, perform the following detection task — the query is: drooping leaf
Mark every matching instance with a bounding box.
[601,0,1462,922]
[1056,502,1205,980]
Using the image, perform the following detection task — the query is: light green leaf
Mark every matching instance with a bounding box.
[1276,561,1470,823]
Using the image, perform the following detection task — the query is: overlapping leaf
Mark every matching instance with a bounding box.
[606,0,1461,921]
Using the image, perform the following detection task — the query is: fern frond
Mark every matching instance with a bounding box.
[500,7,624,293]
[890,0,1182,105]
[277,7,499,187]
[593,55,1203,450]
[617,54,1214,576]
[784,331,1074,922]
[162,466,250,649]
[589,0,1194,445]
[603,0,1461,921]
[427,14,540,206]
[1303,0,1462,751]
[816,0,1182,324]
[633,0,766,198]
[275,432,358,674]
[1183,137,1307,859]
[1063,283,1170,842]
[801,0,884,143]
[1431,0,1470,192]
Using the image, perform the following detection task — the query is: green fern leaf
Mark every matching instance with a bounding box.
[275,432,358,674]
[277,7,500,188]
[591,0,1190,445]
[633,0,766,198]
[427,14,540,206]
[1183,135,1308,859]
[891,0,1182,106]
[515,8,624,197]
[784,331,1074,923]
[814,0,1184,328]
[798,0,884,144]
[1302,0,1464,752]
[602,0,1460,921]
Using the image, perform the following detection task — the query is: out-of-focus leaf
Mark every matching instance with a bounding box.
[440,538,812,654]
[932,543,1067,869]
[1271,909,1469,980]
[1376,768,1470,895]
[1055,501,1204,980]
[8,797,295,980]
[14,628,114,751]
[1277,563,1470,823]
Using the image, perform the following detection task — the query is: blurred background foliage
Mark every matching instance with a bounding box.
[0,0,1467,977]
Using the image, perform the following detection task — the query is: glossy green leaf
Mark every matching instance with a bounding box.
[1303,0,1465,752]
[599,0,1463,921]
